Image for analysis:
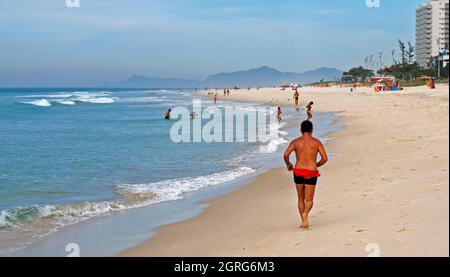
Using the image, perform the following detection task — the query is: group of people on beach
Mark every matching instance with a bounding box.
[293,89,314,120]
[206,89,231,104]
[275,89,314,123]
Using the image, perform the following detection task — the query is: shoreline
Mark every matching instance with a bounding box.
[121,85,449,257]
[120,123,344,257]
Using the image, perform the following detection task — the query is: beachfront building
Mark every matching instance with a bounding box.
[415,0,449,68]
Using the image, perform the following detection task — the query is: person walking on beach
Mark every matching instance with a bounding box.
[293,90,300,106]
[214,93,218,104]
[283,120,328,229]
[306,102,314,120]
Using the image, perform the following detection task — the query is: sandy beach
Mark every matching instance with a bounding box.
[121,84,449,257]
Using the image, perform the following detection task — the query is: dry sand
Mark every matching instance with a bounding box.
[121,84,449,257]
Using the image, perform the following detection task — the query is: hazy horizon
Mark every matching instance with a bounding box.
[0,0,424,87]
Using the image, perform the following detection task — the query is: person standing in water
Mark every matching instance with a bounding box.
[214,93,218,104]
[306,102,314,120]
[164,109,172,120]
[275,107,282,123]
[283,120,328,229]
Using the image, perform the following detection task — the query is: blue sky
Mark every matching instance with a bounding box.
[0,0,425,87]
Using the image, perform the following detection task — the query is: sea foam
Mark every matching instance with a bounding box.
[259,121,289,153]
[0,167,255,231]
[21,99,52,107]
[55,100,76,105]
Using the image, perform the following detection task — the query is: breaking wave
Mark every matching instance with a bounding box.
[0,167,255,232]
[21,99,52,107]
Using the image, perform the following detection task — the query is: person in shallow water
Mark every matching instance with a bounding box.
[164,109,172,120]
[283,120,328,229]
[306,101,314,120]
[275,107,282,122]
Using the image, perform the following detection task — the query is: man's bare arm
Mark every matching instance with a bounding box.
[317,142,328,168]
[283,141,295,171]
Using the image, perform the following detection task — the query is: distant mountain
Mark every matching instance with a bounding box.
[203,66,285,88]
[116,66,343,88]
[204,66,343,87]
[284,67,344,84]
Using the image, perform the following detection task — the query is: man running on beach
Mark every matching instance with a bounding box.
[283,120,328,229]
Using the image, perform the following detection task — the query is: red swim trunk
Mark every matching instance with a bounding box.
[293,169,320,186]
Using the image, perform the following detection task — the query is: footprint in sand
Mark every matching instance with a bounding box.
[400,214,408,219]
[352,226,367,233]
[397,227,413,233]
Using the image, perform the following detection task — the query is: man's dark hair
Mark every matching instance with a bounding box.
[301,120,313,133]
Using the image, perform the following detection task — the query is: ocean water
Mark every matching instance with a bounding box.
[0,88,340,255]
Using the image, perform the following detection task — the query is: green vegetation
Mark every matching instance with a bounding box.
[341,39,449,85]
[341,67,374,83]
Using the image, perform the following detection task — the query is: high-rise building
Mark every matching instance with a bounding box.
[415,0,449,68]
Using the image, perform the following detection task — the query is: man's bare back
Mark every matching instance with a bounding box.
[286,136,326,171]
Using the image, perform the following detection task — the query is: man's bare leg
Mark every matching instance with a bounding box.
[303,185,316,229]
[295,184,307,228]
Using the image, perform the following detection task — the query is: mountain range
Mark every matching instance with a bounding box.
[116,66,343,88]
